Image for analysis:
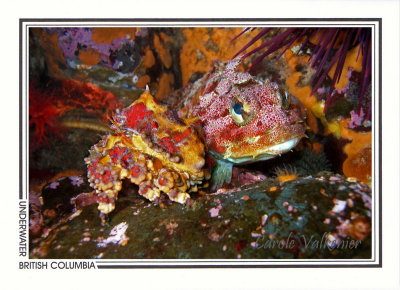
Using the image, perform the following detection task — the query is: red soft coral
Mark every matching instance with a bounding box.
[29,82,68,145]
[29,79,122,146]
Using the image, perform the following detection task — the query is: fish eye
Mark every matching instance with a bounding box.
[229,97,254,126]
[233,103,244,114]
[279,89,291,110]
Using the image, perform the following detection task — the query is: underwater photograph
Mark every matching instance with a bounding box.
[26,24,375,260]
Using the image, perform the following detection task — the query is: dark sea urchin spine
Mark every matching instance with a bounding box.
[233,27,372,120]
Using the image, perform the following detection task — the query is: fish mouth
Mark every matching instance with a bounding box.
[262,137,301,155]
[211,137,302,164]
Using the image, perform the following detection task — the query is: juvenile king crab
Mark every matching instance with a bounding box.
[85,90,209,223]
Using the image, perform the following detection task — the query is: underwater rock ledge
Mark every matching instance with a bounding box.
[30,172,371,259]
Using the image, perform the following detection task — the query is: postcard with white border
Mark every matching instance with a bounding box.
[20,19,381,270]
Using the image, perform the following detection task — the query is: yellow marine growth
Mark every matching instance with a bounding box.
[85,90,209,222]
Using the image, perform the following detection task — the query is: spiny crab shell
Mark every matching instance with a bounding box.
[85,90,209,222]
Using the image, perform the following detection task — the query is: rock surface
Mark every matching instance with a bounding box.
[30,173,371,259]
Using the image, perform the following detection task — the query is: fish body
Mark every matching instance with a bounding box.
[170,57,305,189]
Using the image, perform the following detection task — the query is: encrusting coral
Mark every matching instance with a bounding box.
[179,27,263,86]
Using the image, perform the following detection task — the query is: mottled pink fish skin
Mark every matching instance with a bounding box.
[174,57,305,159]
